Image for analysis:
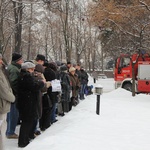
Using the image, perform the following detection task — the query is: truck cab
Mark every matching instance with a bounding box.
[114,54,132,90]
[114,53,150,93]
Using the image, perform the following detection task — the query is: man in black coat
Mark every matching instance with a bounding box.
[59,65,71,113]
[44,62,58,124]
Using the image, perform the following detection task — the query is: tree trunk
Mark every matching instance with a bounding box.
[13,0,23,53]
[27,3,33,60]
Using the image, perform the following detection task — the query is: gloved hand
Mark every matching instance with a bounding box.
[46,81,51,88]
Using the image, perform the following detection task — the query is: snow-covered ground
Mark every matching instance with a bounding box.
[5,76,150,150]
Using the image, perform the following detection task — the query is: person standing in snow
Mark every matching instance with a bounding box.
[6,53,23,139]
[39,60,52,131]
[59,65,71,113]
[69,67,80,109]
[17,62,45,147]
[33,54,47,136]
[44,62,59,124]
[80,67,89,100]
[0,54,15,150]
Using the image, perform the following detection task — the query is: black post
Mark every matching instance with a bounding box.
[96,95,100,115]
[94,78,96,83]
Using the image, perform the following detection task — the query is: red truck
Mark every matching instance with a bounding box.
[114,52,150,93]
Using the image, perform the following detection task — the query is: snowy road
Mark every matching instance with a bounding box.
[5,78,150,150]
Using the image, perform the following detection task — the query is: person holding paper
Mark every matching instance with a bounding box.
[44,62,58,124]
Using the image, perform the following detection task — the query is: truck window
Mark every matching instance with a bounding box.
[119,57,130,68]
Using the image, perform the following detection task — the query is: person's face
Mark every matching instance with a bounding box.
[27,68,35,73]
[37,60,44,65]
[71,70,75,75]
[67,64,71,68]
[17,58,23,64]
[76,65,80,70]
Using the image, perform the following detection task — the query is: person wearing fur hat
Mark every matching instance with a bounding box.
[35,54,45,65]
[69,67,80,109]
[0,54,15,150]
[6,52,23,139]
[34,54,49,135]
[17,62,45,147]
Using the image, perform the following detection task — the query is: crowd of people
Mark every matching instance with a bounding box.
[0,53,90,149]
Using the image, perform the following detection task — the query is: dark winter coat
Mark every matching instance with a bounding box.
[17,69,44,121]
[44,67,58,104]
[75,69,82,82]
[80,69,88,84]
[69,73,80,98]
[60,71,71,102]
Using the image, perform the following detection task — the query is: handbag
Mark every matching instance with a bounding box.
[42,93,52,109]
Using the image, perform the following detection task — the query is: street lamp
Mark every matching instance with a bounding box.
[95,85,103,115]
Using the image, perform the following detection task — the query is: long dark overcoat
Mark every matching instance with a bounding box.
[17,69,44,121]
[60,71,71,102]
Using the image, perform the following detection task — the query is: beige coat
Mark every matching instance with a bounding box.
[69,73,80,98]
[0,65,15,114]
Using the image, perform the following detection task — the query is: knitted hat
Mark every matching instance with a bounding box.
[35,54,45,61]
[69,66,76,72]
[55,61,62,66]
[60,65,67,72]
[22,62,35,69]
[35,64,44,73]
[49,62,57,71]
[12,53,22,62]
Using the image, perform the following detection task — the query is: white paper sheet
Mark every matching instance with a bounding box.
[51,79,61,92]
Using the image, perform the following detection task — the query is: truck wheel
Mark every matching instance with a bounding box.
[122,83,132,91]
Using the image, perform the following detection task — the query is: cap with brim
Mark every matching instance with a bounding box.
[22,62,35,69]
[35,64,44,73]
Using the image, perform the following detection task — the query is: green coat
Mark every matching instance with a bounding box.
[7,62,21,95]
[0,65,15,114]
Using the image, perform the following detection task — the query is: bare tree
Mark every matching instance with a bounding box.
[12,0,23,53]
